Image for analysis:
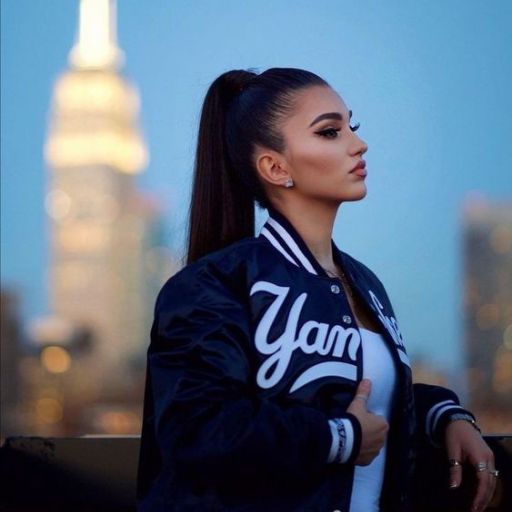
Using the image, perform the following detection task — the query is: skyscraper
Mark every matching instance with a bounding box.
[26,0,176,434]
[462,197,512,432]
[0,287,24,437]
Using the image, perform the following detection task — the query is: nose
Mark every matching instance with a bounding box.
[352,131,368,157]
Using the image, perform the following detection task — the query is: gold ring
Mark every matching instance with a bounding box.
[448,459,462,467]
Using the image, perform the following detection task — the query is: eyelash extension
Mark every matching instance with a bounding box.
[316,128,341,138]
[316,122,361,138]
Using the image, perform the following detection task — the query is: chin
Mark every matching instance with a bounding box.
[345,185,368,202]
[320,184,367,204]
[357,187,368,199]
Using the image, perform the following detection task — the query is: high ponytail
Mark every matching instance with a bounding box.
[187,67,328,264]
[187,70,257,264]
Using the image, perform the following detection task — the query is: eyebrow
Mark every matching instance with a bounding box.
[309,110,352,128]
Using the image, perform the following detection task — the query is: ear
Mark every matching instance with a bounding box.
[254,149,292,187]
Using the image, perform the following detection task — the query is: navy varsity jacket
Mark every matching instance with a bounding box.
[136,207,471,512]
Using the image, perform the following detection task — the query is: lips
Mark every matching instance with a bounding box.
[350,159,367,177]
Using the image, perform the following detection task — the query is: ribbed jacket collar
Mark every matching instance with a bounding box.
[259,207,347,278]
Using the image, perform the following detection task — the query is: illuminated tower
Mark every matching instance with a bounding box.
[42,0,159,410]
[463,197,512,432]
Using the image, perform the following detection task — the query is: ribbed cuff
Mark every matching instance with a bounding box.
[426,400,474,446]
[327,413,362,464]
[327,420,341,463]
[436,409,478,440]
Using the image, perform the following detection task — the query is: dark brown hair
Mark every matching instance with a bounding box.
[186,67,328,264]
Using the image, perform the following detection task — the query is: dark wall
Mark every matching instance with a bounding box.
[0,435,510,511]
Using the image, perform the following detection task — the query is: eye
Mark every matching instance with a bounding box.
[316,127,341,139]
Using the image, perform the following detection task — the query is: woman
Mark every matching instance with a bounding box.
[136,68,497,511]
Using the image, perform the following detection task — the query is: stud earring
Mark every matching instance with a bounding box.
[284,178,294,188]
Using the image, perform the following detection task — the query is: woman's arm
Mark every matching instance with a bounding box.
[413,384,496,511]
[413,382,476,447]
[147,266,360,484]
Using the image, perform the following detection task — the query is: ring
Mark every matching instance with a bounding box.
[354,394,368,402]
[489,469,500,477]
[448,459,462,467]
[475,462,488,472]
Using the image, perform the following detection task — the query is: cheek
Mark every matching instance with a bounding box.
[289,140,346,178]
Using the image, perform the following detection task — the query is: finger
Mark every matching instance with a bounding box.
[471,462,493,512]
[446,447,463,489]
[483,463,498,510]
[486,474,497,509]
[353,378,372,404]
[488,454,497,504]
[490,466,498,503]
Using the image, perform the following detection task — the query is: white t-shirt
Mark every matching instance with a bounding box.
[349,327,397,512]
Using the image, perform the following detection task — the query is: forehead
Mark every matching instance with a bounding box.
[286,85,349,126]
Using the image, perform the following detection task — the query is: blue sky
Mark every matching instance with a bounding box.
[1,0,511,373]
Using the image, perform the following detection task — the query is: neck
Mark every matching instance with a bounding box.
[271,199,340,270]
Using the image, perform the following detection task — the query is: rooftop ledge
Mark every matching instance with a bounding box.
[1,434,511,511]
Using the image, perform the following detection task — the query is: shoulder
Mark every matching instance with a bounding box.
[155,236,271,309]
[150,238,262,353]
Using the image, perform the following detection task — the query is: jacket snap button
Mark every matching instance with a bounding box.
[342,315,352,324]
[330,284,341,294]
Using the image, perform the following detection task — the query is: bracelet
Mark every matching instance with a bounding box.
[333,418,347,463]
[448,412,481,434]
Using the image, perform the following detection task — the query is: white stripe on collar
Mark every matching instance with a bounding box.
[260,227,299,267]
[266,217,318,275]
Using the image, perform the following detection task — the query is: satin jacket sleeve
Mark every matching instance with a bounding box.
[144,263,340,486]
[413,383,477,447]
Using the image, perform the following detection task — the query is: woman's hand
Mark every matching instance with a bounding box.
[445,419,497,512]
[347,379,389,466]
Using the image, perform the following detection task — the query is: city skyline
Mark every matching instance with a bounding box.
[1,0,176,437]
[463,201,512,432]
[2,0,511,377]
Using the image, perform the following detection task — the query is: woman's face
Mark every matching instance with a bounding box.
[277,85,369,204]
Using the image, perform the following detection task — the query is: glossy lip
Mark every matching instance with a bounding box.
[350,159,366,173]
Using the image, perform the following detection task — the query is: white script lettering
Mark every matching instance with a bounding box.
[250,281,360,391]
[368,290,411,367]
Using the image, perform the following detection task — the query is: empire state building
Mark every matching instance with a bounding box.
[36,0,173,433]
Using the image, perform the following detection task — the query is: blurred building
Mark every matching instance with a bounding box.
[0,287,24,438]
[19,0,178,435]
[462,197,512,433]
[411,359,449,388]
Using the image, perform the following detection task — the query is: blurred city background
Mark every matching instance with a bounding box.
[1,0,511,438]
